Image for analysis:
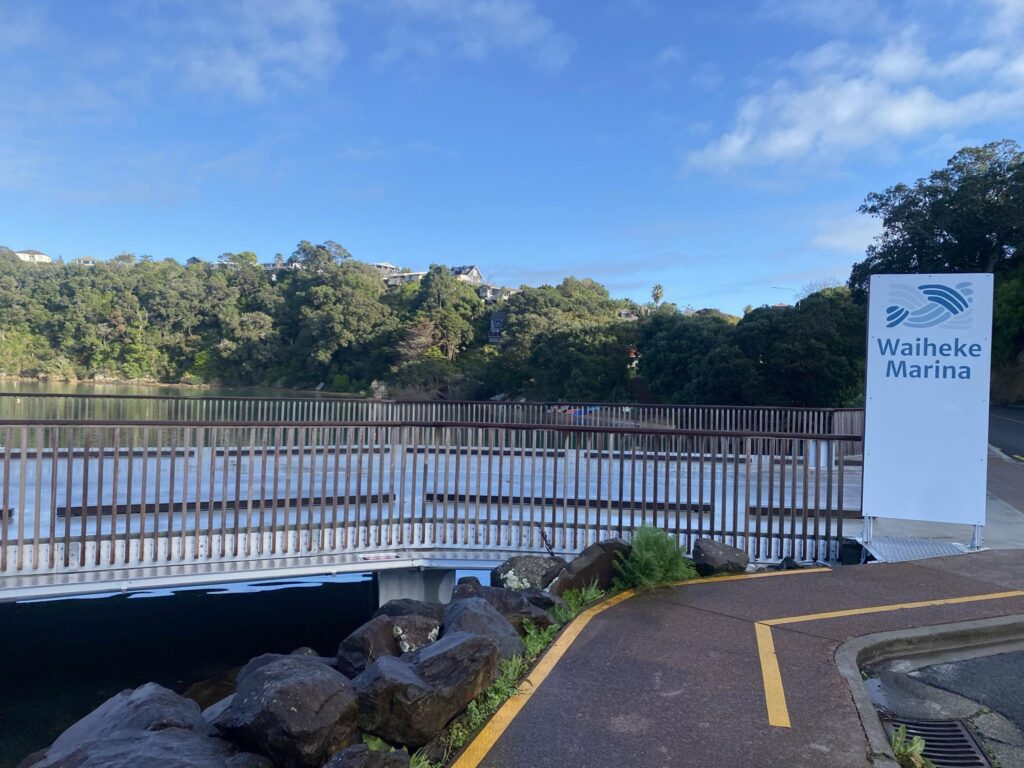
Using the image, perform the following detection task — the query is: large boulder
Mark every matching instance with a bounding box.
[323,743,410,768]
[23,684,269,768]
[548,539,631,596]
[372,599,445,623]
[353,632,498,748]
[216,656,358,768]
[202,695,235,730]
[450,582,554,634]
[337,614,439,677]
[392,614,440,654]
[442,597,524,659]
[521,588,567,613]
[691,538,748,576]
[236,650,333,686]
[48,683,213,753]
[490,555,567,590]
[24,728,272,768]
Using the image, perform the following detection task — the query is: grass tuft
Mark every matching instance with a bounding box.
[522,620,559,661]
[443,583,605,757]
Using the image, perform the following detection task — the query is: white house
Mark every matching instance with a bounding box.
[478,284,519,304]
[15,249,52,264]
[384,271,427,288]
[451,265,484,285]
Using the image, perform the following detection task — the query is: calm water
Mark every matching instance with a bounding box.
[0,380,317,400]
[0,576,377,767]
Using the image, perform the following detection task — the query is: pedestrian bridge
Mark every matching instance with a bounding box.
[0,394,863,602]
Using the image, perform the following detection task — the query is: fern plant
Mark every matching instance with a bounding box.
[613,526,697,589]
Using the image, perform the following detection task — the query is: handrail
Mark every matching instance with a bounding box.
[0,418,864,442]
[0,392,860,412]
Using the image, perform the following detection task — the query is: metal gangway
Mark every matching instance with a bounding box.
[0,397,864,601]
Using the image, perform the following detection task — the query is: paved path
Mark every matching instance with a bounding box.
[464,549,1024,768]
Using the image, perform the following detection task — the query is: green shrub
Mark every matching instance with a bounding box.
[550,582,604,625]
[522,619,559,660]
[409,751,443,768]
[613,526,697,589]
[890,725,936,768]
[446,656,529,750]
[442,585,609,756]
[362,734,393,751]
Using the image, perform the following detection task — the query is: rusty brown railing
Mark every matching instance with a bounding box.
[0,419,862,590]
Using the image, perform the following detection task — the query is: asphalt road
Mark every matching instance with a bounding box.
[914,650,1024,731]
[473,551,1024,768]
[990,405,1024,459]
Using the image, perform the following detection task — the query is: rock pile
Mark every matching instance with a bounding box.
[20,544,639,768]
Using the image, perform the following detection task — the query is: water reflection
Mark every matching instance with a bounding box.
[0,574,376,767]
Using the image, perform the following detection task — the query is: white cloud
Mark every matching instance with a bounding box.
[0,2,46,47]
[656,46,683,66]
[171,0,345,99]
[377,0,574,70]
[871,33,928,82]
[758,0,890,33]
[688,26,1024,171]
[811,214,882,253]
[983,0,1024,36]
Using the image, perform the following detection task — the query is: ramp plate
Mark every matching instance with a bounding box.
[859,536,969,563]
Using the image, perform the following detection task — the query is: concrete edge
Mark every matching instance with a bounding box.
[988,443,1015,463]
[835,614,1024,768]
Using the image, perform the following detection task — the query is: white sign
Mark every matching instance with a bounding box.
[862,273,993,526]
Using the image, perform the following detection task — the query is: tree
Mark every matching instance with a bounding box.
[414,265,483,361]
[850,140,1024,293]
[288,240,352,272]
[651,284,664,306]
[849,140,1024,369]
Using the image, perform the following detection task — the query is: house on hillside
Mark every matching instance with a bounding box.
[451,265,484,285]
[372,262,403,278]
[185,256,204,266]
[477,284,519,304]
[616,308,639,322]
[71,257,98,267]
[15,249,52,264]
[384,271,427,288]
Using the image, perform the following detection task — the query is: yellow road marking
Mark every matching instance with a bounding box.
[452,567,830,768]
[1014,454,1024,462]
[763,590,1024,626]
[756,589,1024,729]
[451,588,636,768]
[755,623,791,727]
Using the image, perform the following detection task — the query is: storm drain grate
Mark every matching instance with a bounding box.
[884,718,991,767]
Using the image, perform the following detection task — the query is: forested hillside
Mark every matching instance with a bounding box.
[0,243,867,406]
[2,140,1020,406]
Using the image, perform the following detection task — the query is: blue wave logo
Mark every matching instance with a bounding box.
[886,282,974,328]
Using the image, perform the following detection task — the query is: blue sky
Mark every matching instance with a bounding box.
[2,0,1022,314]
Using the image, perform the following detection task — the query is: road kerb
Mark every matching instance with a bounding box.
[834,614,1024,768]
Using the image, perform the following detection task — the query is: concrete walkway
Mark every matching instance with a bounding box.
[839,448,1024,550]
[462,549,1024,768]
